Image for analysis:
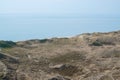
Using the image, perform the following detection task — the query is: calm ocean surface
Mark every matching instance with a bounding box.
[0,14,120,41]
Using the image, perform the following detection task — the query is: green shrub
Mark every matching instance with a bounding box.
[0,41,16,48]
[91,40,103,46]
[39,39,49,43]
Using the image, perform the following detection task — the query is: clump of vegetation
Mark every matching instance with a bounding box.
[99,75,113,80]
[39,39,50,43]
[99,37,115,45]
[91,40,103,46]
[90,36,115,46]
[50,51,86,63]
[100,49,120,58]
[53,64,79,76]
[0,40,16,48]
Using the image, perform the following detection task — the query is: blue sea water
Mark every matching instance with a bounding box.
[0,14,120,41]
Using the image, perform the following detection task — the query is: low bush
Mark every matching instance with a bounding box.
[0,41,16,48]
[90,36,115,46]
[91,40,103,46]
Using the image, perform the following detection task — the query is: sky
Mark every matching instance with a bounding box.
[0,0,120,41]
[0,0,120,15]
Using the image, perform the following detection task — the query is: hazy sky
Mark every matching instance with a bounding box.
[0,0,120,15]
[0,0,120,41]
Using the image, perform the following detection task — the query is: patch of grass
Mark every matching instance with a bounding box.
[101,49,120,58]
[50,51,86,64]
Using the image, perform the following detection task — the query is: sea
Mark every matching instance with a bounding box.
[0,14,120,41]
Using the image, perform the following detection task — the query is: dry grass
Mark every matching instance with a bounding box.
[100,49,120,58]
[50,51,87,64]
